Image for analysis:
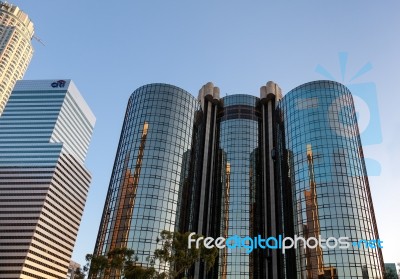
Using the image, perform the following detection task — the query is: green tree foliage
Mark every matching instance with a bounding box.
[73,267,86,279]
[85,231,218,279]
[86,248,156,279]
[85,253,108,278]
[154,230,218,279]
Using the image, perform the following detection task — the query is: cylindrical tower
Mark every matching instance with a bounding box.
[216,94,262,278]
[0,2,34,115]
[277,80,384,278]
[93,84,199,277]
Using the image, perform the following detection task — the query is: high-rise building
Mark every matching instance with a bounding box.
[276,81,384,279]
[0,80,95,278]
[93,81,384,279]
[93,84,198,277]
[0,2,34,115]
[214,94,261,278]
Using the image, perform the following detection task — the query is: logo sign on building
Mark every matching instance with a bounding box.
[51,80,66,88]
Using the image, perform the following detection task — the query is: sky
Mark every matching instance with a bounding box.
[10,0,400,266]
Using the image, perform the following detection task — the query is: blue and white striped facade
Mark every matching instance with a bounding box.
[0,80,95,279]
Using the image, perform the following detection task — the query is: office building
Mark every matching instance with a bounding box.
[93,84,199,277]
[93,81,384,279]
[0,2,34,115]
[276,81,384,278]
[0,80,95,278]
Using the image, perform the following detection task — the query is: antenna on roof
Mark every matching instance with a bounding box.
[33,35,45,46]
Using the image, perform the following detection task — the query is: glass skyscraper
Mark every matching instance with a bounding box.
[0,80,95,278]
[93,84,199,277]
[216,94,261,278]
[276,81,384,279]
[93,81,384,279]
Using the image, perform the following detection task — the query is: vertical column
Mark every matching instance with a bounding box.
[195,82,221,279]
[260,81,282,279]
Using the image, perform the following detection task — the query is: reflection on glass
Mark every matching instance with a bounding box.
[217,95,261,279]
[278,81,384,279]
[220,162,230,279]
[303,144,323,278]
[303,144,338,279]
[111,122,148,251]
[93,84,198,278]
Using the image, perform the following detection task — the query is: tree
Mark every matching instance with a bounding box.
[124,263,157,279]
[108,247,156,279]
[73,267,86,279]
[154,230,218,279]
[85,253,108,278]
[85,231,218,279]
[86,248,156,279]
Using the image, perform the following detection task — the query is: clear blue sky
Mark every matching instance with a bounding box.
[11,0,400,265]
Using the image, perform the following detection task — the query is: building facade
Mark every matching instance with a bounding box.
[0,2,34,115]
[276,81,384,279]
[93,81,384,279]
[0,80,95,278]
[215,94,261,278]
[93,84,199,277]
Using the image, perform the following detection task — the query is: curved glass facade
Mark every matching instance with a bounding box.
[93,80,385,279]
[94,84,198,275]
[217,94,261,278]
[277,81,384,278]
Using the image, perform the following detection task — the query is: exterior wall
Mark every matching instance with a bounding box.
[0,80,95,278]
[186,82,221,278]
[260,81,282,279]
[277,80,384,278]
[216,94,261,279]
[0,2,34,115]
[93,84,199,277]
[92,80,385,279]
